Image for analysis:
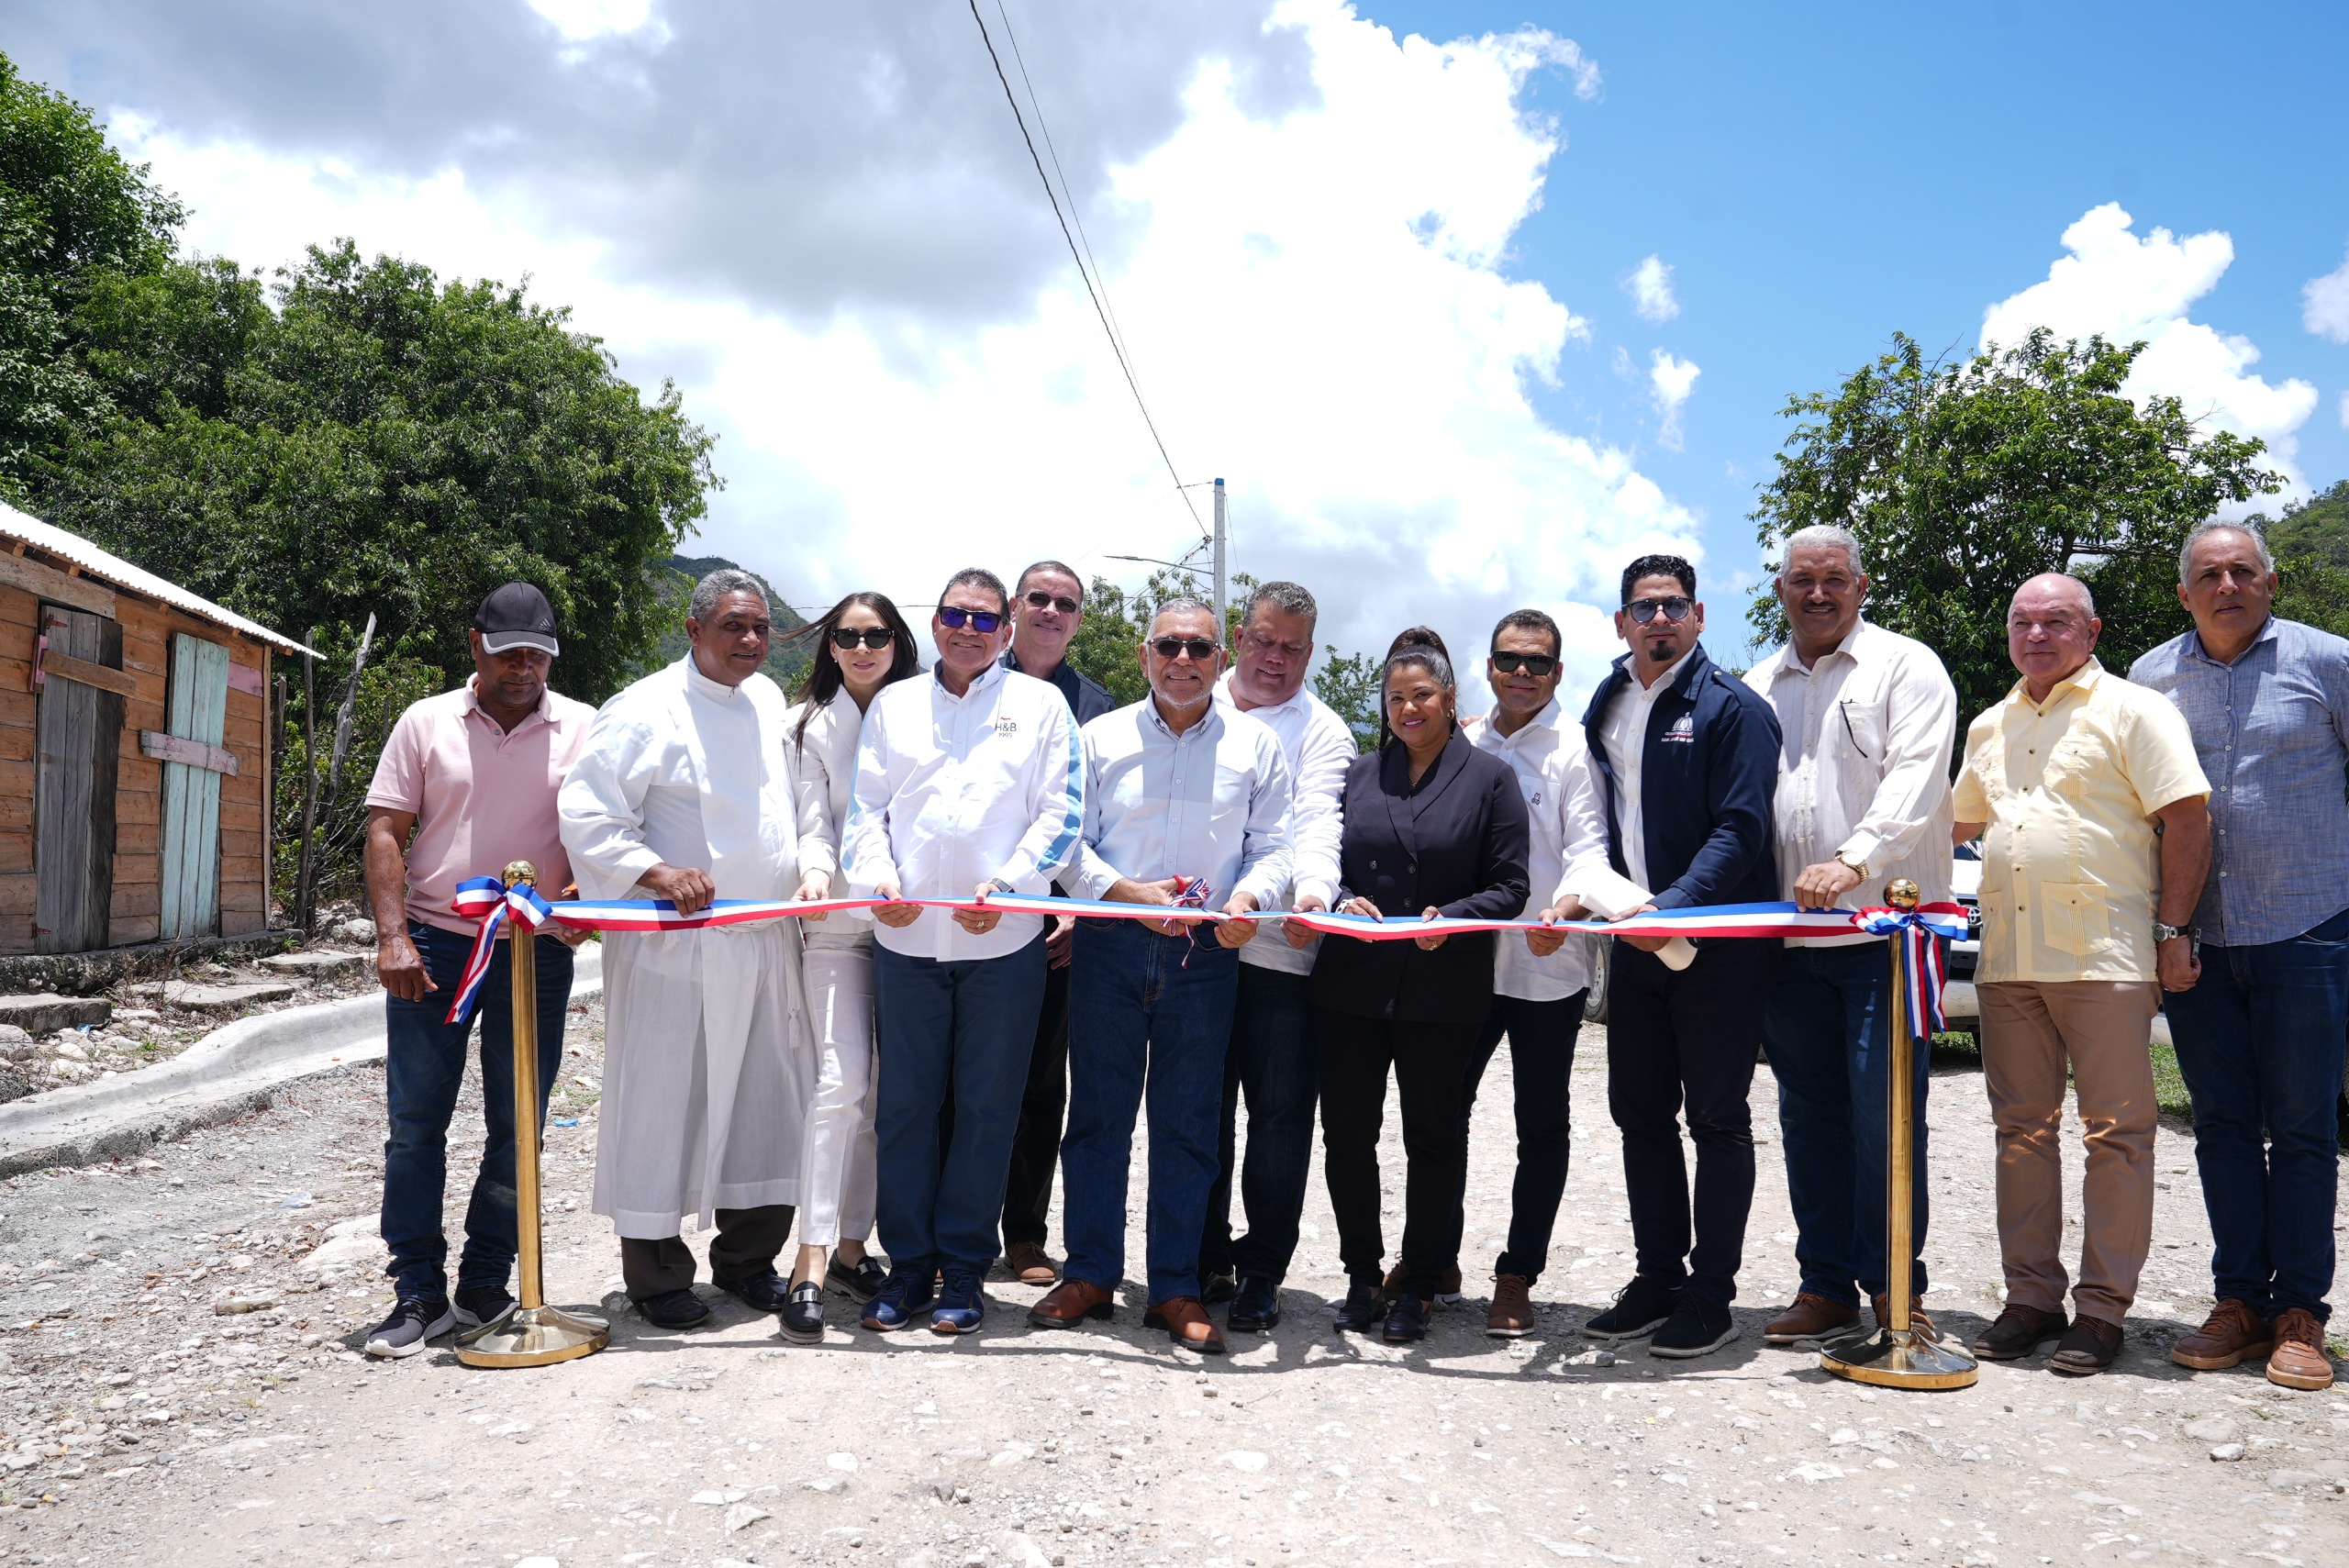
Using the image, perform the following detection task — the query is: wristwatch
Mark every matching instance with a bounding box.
[1834,851,1871,881]
[2153,922,2192,943]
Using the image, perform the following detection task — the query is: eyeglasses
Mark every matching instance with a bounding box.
[1626,595,1694,625]
[829,627,896,651]
[1150,637,1221,662]
[1490,651,1559,677]
[938,606,1006,633]
[1023,590,1081,615]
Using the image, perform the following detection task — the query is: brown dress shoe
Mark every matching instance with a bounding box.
[1383,1262,1464,1304]
[2172,1297,2273,1370]
[2266,1307,2334,1391]
[1872,1294,1937,1342]
[1973,1302,2068,1361]
[1763,1293,1861,1344]
[1486,1273,1536,1338]
[2049,1314,2124,1375]
[1143,1296,1226,1354]
[1028,1278,1115,1329]
[1006,1240,1061,1286]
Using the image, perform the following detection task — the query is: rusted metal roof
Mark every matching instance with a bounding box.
[0,502,317,657]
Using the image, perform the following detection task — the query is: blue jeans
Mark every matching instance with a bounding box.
[1761,941,1934,1306]
[2164,905,2349,1323]
[1063,921,1240,1304]
[1460,991,1586,1284]
[1201,963,1319,1285]
[381,922,573,1303]
[873,935,1048,1273]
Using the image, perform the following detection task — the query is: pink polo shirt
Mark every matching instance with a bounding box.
[364,678,597,936]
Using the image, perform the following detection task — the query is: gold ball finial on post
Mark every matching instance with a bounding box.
[504,859,539,888]
[1885,876,1921,910]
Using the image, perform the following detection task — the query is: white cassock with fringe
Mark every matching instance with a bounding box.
[558,657,818,1240]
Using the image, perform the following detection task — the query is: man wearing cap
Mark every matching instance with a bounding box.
[361,582,596,1357]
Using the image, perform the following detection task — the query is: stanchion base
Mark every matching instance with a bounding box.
[455,1305,610,1368]
[1820,1327,1979,1389]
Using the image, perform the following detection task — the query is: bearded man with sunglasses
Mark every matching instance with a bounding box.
[1742,525,1958,1351]
[842,567,1085,1334]
[995,561,1116,1286]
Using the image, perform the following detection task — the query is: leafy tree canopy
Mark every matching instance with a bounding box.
[1750,328,2285,720]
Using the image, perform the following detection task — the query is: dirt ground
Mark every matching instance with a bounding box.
[1,994,2344,1568]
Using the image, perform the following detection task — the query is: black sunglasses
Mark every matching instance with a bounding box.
[1490,651,1559,677]
[829,627,897,651]
[938,606,1006,633]
[1023,590,1081,615]
[1626,595,1694,625]
[1149,637,1221,662]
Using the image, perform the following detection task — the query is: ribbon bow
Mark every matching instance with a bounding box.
[1854,901,1968,1041]
[444,874,558,1025]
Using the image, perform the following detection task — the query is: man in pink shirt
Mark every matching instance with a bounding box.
[358,583,596,1357]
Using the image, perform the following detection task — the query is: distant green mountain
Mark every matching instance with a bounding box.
[2266,480,2349,571]
[643,554,814,691]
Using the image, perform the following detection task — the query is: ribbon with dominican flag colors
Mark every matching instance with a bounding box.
[1854,902,1969,1040]
[443,875,559,1025]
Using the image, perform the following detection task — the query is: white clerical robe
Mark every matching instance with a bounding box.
[558,658,817,1239]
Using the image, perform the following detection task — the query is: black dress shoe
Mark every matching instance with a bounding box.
[1201,1270,1239,1306]
[637,1288,711,1329]
[1383,1294,1431,1343]
[1228,1274,1282,1332]
[718,1269,794,1313]
[1334,1283,1383,1334]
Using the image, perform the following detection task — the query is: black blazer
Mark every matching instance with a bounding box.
[1305,730,1531,1025]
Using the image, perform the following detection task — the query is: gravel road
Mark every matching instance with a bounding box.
[0,996,2343,1568]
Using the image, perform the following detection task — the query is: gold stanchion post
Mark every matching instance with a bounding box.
[457,861,610,1369]
[1820,877,1978,1390]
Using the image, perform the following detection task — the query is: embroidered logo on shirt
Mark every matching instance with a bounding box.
[994,716,1019,734]
[1663,714,1696,743]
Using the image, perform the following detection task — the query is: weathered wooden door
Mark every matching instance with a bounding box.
[160,633,231,940]
[33,605,124,953]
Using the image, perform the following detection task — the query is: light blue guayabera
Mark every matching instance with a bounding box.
[2129,616,2349,948]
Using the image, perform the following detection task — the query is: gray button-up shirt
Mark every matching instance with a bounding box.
[2129,616,2349,946]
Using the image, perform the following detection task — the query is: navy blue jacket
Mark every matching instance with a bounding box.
[1577,643,1781,911]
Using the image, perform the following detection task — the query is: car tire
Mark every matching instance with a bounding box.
[1583,942,1609,1026]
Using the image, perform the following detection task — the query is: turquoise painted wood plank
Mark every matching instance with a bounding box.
[161,634,230,939]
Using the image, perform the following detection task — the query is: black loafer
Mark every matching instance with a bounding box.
[1228,1274,1282,1332]
[718,1269,794,1313]
[1334,1283,1383,1334]
[1201,1270,1239,1306]
[1383,1295,1431,1343]
[829,1253,888,1306]
[778,1281,826,1345]
[637,1288,711,1329]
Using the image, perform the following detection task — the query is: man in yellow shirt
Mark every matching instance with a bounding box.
[1953,573,2210,1376]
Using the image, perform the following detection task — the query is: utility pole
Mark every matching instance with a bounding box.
[1212,476,1228,634]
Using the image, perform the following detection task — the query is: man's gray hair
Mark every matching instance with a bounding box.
[2177,518,2275,584]
[1779,524,1865,577]
[1243,580,1318,636]
[1150,596,1220,637]
[689,568,768,622]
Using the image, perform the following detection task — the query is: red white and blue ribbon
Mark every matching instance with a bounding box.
[1854,902,1967,1040]
[444,875,559,1025]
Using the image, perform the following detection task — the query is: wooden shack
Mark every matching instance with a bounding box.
[0,504,312,956]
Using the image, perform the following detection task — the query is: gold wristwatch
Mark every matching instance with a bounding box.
[1835,851,1871,881]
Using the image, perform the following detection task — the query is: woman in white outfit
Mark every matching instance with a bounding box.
[780,590,923,1342]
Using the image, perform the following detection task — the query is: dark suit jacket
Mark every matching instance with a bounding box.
[1576,642,1781,911]
[1305,730,1531,1024]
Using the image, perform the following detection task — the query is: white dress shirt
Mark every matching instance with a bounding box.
[1744,618,1957,946]
[1069,698,1293,914]
[1216,673,1357,976]
[1472,700,1610,1000]
[841,661,1084,962]
[1599,648,1696,892]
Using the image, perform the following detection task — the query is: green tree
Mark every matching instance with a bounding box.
[2258,480,2349,640]
[1312,650,1382,752]
[1750,329,2285,720]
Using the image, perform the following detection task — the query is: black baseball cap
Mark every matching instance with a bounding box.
[475,582,560,657]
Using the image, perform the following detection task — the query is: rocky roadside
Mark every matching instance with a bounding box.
[0,998,2340,1568]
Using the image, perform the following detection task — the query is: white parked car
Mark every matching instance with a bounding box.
[1950,843,1984,977]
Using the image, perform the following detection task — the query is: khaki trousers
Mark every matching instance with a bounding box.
[620,1204,796,1300]
[1976,981,2160,1325]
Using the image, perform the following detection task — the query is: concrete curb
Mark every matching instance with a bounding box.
[0,946,602,1177]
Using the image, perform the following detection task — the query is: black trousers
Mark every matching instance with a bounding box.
[1607,937,1781,1310]
[1000,959,1074,1247]
[1458,990,1587,1284]
[1316,1008,1483,1297]
[620,1204,796,1300]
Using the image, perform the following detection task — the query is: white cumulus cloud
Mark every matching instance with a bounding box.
[1981,202,2318,497]
[2305,248,2349,345]
[1647,350,1700,450]
[1624,254,1677,323]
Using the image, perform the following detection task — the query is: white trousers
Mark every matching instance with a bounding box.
[796,933,878,1247]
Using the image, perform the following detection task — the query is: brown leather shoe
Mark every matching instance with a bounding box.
[1973,1302,2068,1361]
[1006,1240,1061,1286]
[2050,1314,2124,1375]
[1763,1293,1862,1344]
[1383,1262,1464,1304]
[1143,1296,1227,1354]
[1872,1294,1937,1342]
[2172,1297,2273,1371]
[2266,1307,2335,1391]
[1486,1273,1536,1338]
[1028,1278,1115,1329]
